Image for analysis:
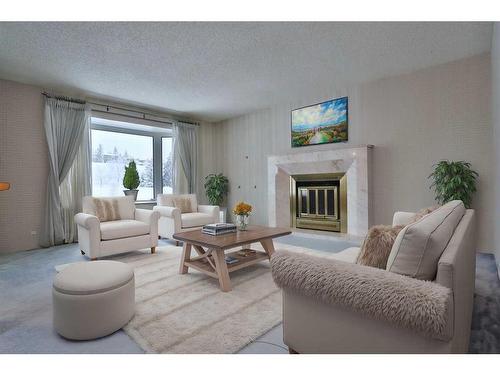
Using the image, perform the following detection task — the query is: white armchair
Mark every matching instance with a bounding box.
[154,194,219,245]
[75,196,160,260]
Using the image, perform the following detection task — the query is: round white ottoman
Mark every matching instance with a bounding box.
[53,260,135,340]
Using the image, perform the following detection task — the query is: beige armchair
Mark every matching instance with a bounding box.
[154,194,219,245]
[272,208,476,354]
[75,196,159,260]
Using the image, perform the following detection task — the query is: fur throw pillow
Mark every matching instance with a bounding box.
[356,225,404,269]
[356,205,439,269]
[172,197,192,213]
[92,198,121,222]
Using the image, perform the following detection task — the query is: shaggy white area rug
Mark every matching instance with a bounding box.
[109,242,345,354]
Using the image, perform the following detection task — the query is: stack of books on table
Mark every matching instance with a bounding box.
[224,256,239,265]
[202,223,237,236]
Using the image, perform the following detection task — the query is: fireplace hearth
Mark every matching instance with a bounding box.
[290,173,347,233]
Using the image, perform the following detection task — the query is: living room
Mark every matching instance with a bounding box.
[1,1,500,372]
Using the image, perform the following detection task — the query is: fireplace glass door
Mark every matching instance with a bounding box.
[298,186,338,220]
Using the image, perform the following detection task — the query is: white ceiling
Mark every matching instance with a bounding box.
[0,22,493,122]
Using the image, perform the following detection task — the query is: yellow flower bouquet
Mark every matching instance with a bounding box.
[233,201,252,230]
[232,201,252,216]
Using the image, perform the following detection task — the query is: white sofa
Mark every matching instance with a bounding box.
[154,194,219,244]
[75,196,160,260]
[272,203,476,354]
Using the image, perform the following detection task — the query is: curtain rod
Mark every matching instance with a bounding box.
[41,92,86,105]
[41,92,199,126]
[88,101,199,126]
[91,108,174,126]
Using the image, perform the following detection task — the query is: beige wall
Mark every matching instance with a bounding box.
[214,53,494,252]
[196,121,219,205]
[0,79,48,253]
[492,24,500,265]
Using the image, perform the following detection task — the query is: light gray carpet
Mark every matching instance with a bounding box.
[469,253,500,353]
[0,241,143,353]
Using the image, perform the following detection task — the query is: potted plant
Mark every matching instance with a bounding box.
[204,173,229,221]
[428,160,478,208]
[233,201,252,231]
[123,160,140,201]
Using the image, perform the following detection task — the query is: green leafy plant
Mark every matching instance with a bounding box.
[123,160,140,190]
[204,173,229,206]
[428,160,478,208]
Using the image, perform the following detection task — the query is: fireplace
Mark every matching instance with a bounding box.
[290,173,347,233]
[268,145,372,236]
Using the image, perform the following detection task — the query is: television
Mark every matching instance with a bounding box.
[291,96,348,148]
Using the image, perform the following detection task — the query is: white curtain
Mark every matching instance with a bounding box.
[40,97,90,247]
[60,123,91,243]
[172,122,198,194]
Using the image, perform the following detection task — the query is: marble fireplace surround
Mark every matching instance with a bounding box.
[268,145,373,237]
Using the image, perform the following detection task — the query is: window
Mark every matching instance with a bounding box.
[91,117,172,201]
[162,137,173,194]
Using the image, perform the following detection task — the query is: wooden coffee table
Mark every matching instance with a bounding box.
[172,225,291,292]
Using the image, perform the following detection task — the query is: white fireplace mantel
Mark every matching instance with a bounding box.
[267,144,373,237]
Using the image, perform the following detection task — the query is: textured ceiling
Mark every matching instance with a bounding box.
[0,22,493,122]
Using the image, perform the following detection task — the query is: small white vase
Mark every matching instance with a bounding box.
[219,207,227,223]
[235,214,249,231]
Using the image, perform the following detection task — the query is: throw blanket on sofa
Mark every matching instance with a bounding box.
[271,251,453,340]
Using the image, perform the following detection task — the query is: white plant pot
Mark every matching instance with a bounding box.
[123,189,139,201]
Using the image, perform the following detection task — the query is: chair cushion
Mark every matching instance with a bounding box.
[386,200,465,280]
[181,212,215,228]
[53,260,134,295]
[100,220,150,240]
[157,194,198,213]
[83,196,135,222]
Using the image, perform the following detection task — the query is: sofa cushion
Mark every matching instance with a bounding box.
[100,219,150,240]
[83,196,135,222]
[181,212,215,228]
[386,200,465,280]
[53,260,134,295]
[330,247,361,263]
[157,194,198,213]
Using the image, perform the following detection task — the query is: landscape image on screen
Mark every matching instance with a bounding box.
[291,97,348,147]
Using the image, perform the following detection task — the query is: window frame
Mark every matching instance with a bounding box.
[90,119,173,203]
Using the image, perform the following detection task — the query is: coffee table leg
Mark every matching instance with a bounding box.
[179,242,192,274]
[212,249,232,292]
[192,245,206,256]
[260,238,275,258]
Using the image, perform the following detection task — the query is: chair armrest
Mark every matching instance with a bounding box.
[74,213,101,258]
[153,205,181,220]
[198,205,220,222]
[392,211,416,226]
[135,208,160,225]
[135,209,160,241]
[74,213,100,230]
[271,251,453,340]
